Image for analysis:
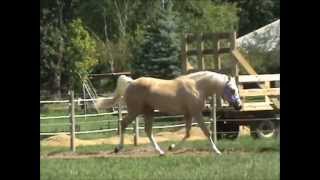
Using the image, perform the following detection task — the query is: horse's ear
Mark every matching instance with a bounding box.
[227,76,231,83]
[230,75,237,81]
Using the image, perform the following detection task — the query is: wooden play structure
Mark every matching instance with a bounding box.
[181,32,280,139]
[181,32,280,111]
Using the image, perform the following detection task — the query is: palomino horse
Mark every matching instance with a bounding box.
[96,71,242,156]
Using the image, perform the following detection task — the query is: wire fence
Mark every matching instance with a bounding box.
[40,90,280,154]
[40,121,279,136]
[40,95,280,137]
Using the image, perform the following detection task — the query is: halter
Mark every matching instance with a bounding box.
[223,80,240,103]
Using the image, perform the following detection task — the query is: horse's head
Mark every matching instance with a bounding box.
[222,76,242,110]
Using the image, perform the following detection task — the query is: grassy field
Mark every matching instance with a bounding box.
[41,101,279,180]
[41,137,279,180]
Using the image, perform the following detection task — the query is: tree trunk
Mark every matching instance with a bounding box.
[52,69,62,100]
[51,0,64,100]
[103,8,114,73]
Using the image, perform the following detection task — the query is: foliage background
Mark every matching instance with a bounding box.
[40,0,279,98]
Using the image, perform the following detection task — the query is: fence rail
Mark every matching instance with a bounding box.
[40,114,279,135]
[40,120,279,136]
[40,112,120,120]
[40,97,112,104]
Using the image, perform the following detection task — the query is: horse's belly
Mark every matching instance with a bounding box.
[148,98,184,115]
[157,105,183,115]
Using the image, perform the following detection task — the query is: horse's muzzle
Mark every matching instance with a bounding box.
[234,104,242,111]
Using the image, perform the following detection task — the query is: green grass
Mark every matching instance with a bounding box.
[40,104,119,138]
[40,110,186,140]
[41,137,279,180]
[245,96,265,102]
[40,105,198,140]
[41,153,278,180]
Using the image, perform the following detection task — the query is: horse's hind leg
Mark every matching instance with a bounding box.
[194,113,222,155]
[144,114,165,156]
[114,113,137,153]
[168,115,192,151]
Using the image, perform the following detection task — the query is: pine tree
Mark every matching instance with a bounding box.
[131,1,181,79]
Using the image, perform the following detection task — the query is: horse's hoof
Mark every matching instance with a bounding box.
[159,152,166,157]
[168,144,175,151]
[114,146,122,153]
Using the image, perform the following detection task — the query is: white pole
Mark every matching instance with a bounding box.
[83,83,87,121]
[211,95,217,143]
[134,117,139,146]
[69,90,76,152]
[117,103,122,135]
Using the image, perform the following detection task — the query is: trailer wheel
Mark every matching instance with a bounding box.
[225,125,239,139]
[251,120,277,138]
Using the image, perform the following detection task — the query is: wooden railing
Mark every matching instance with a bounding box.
[238,74,280,111]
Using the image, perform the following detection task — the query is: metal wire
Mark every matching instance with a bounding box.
[40,98,279,136]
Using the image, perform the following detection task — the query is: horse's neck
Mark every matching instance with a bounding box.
[195,73,226,97]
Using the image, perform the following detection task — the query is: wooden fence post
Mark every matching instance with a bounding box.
[230,31,237,50]
[69,90,76,152]
[117,103,122,135]
[133,117,139,146]
[211,94,217,143]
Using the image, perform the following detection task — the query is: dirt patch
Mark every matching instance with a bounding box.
[239,126,251,136]
[41,126,251,147]
[41,127,209,147]
[41,147,213,160]
[41,146,258,160]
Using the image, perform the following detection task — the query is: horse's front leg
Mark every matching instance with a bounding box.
[144,114,165,156]
[194,113,222,155]
[168,115,192,151]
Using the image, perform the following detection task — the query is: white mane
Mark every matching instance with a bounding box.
[181,71,229,84]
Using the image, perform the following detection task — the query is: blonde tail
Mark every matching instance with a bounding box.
[95,75,133,110]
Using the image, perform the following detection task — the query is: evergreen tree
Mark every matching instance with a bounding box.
[131,1,181,79]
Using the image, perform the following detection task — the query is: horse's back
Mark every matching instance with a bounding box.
[125,77,178,100]
[130,77,197,95]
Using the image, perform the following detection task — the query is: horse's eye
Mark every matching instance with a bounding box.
[231,89,235,94]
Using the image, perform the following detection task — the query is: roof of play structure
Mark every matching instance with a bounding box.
[236,19,280,52]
